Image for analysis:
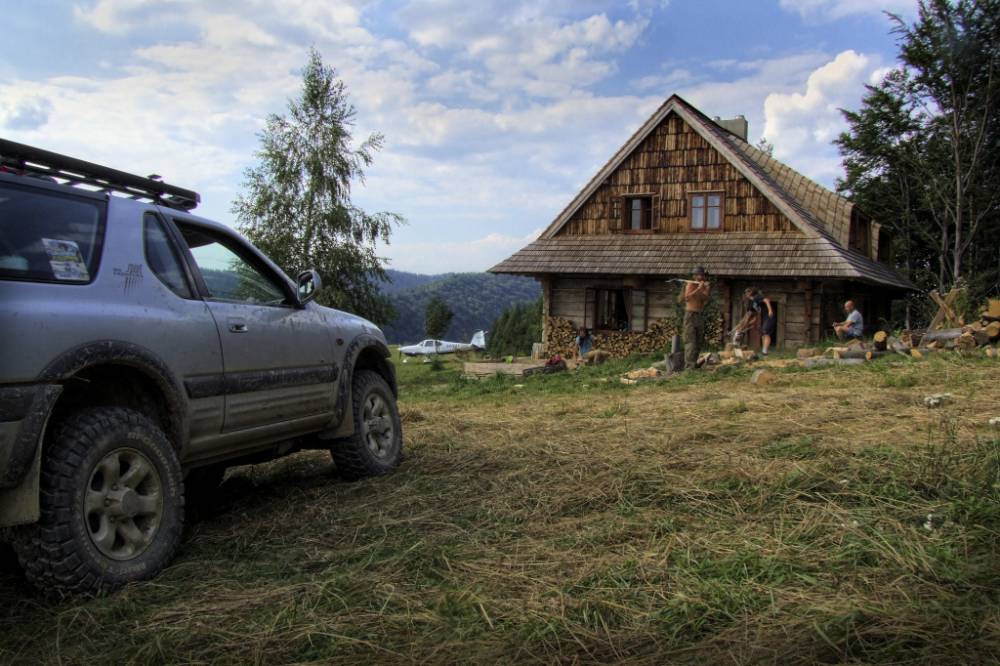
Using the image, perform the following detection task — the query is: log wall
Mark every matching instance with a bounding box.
[560,113,797,236]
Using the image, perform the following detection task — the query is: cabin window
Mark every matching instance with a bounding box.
[877,229,893,264]
[625,196,652,230]
[585,288,647,332]
[849,216,870,255]
[690,192,723,231]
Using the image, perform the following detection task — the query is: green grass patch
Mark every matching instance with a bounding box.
[1,351,998,664]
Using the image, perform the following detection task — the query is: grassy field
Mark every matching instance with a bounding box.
[1,350,998,664]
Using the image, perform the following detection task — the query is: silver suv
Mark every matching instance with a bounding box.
[0,140,402,596]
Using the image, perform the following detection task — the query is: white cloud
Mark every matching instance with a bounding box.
[382,228,544,273]
[398,1,650,98]
[761,50,881,183]
[778,0,917,21]
[11,2,890,274]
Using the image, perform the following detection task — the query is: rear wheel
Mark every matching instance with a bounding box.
[330,370,402,480]
[11,407,184,597]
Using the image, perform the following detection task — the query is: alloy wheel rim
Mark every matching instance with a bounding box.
[362,392,396,459]
[84,448,164,560]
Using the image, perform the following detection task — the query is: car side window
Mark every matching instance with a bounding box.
[175,224,287,305]
[143,214,192,299]
[0,181,106,284]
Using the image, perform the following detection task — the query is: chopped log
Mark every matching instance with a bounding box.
[985,346,998,359]
[910,349,923,359]
[834,349,871,360]
[920,328,967,345]
[865,350,888,361]
[888,337,911,357]
[624,367,659,380]
[983,299,1000,319]
[985,321,1000,340]
[872,331,888,351]
[956,332,978,350]
[900,330,923,348]
[750,369,777,385]
[802,357,865,368]
[826,346,849,356]
[796,347,820,359]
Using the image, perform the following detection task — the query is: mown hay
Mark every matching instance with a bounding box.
[1,354,998,664]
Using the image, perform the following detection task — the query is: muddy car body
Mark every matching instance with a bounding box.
[0,140,402,596]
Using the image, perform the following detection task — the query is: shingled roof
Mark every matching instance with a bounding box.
[490,233,913,289]
[491,94,913,290]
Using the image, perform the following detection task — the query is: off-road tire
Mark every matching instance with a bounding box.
[330,370,402,481]
[11,407,184,597]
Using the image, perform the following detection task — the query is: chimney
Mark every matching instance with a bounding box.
[715,115,748,141]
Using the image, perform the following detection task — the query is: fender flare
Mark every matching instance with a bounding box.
[328,336,395,439]
[38,340,189,452]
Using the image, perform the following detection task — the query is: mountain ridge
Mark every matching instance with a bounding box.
[379,269,540,344]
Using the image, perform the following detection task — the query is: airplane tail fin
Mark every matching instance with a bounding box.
[471,330,486,349]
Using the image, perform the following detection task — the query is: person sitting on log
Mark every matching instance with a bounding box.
[574,326,610,366]
[574,326,593,361]
[833,300,864,340]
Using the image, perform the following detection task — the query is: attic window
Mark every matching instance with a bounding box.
[849,216,870,255]
[690,192,723,231]
[626,196,652,230]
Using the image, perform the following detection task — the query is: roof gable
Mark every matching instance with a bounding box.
[541,95,854,244]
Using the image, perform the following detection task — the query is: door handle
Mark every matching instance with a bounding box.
[229,322,248,333]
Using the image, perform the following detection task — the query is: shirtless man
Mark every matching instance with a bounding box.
[682,267,711,369]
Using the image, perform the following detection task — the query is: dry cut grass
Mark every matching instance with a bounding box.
[1,353,998,664]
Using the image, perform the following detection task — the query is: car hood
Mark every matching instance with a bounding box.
[313,304,387,343]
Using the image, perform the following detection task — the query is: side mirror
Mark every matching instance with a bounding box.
[296,269,322,306]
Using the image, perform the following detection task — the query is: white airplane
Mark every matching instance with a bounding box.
[399,331,486,356]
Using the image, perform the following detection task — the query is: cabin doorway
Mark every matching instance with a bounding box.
[732,286,786,350]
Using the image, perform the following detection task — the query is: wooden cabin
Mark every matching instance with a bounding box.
[490,94,913,354]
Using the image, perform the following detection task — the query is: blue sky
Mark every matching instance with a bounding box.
[1,0,916,273]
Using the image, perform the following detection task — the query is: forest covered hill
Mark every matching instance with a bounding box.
[379,269,540,344]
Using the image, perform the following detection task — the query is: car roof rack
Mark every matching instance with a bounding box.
[0,138,200,211]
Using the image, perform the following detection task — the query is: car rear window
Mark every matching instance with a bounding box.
[0,181,107,284]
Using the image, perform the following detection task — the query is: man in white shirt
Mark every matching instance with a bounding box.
[833,300,864,340]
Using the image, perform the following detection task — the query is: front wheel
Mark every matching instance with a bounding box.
[11,407,184,597]
[329,370,403,480]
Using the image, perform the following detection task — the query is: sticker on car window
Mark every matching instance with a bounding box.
[41,238,90,281]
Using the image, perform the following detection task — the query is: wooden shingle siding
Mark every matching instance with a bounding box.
[561,113,794,236]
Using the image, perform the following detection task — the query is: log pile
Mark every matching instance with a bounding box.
[815,295,1000,364]
[546,312,723,359]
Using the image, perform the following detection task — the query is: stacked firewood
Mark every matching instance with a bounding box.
[546,317,678,358]
[546,313,723,359]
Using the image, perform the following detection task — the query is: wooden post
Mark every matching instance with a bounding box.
[803,281,814,344]
[721,279,732,345]
[540,276,552,351]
